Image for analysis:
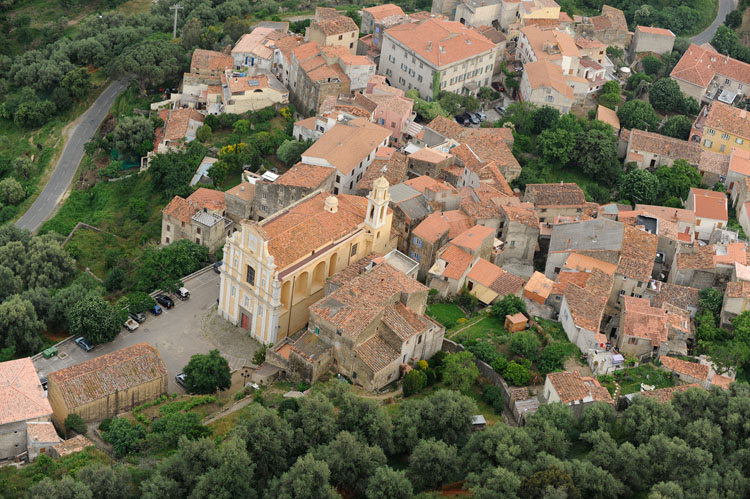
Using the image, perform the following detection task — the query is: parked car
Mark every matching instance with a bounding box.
[454,114,466,125]
[151,304,163,315]
[130,311,146,323]
[491,81,505,92]
[156,295,174,309]
[124,317,139,332]
[75,337,93,352]
[175,372,187,387]
[476,110,486,122]
[466,112,480,125]
[177,287,190,301]
[495,105,506,115]
[39,376,47,391]
[213,261,223,273]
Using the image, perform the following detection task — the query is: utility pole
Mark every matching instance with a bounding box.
[170,3,183,39]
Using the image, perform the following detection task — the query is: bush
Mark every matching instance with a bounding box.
[403,369,427,397]
[491,354,508,374]
[253,344,267,365]
[98,418,113,432]
[538,343,574,374]
[296,381,310,392]
[503,361,530,386]
[104,418,146,458]
[196,125,212,142]
[278,398,299,415]
[482,384,504,414]
[468,342,499,365]
[64,414,86,436]
[492,295,526,320]
[428,350,446,369]
[509,331,542,360]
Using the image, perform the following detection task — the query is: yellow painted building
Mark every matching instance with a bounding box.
[698,102,750,156]
[218,178,394,345]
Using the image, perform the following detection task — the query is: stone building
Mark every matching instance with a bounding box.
[0,358,53,461]
[388,182,433,254]
[523,183,588,223]
[408,148,455,177]
[409,209,472,280]
[225,182,255,223]
[289,42,351,116]
[305,8,360,55]
[543,371,613,417]
[670,44,750,104]
[497,203,540,266]
[181,49,234,112]
[252,163,336,221]
[362,4,405,34]
[231,27,281,71]
[629,26,675,58]
[572,5,630,48]
[25,422,61,462]
[218,179,395,345]
[161,187,232,254]
[47,343,168,426]
[300,261,445,391]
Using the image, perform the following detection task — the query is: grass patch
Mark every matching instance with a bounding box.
[208,410,243,438]
[453,315,506,344]
[599,364,675,397]
[426,303,466,328]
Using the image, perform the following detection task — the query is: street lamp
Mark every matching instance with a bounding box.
[240,367,253,387]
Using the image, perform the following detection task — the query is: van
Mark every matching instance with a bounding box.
[177,287,190,300]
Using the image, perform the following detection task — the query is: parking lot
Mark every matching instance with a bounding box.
[33,269,243,393]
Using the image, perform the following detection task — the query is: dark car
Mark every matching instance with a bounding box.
[156,295,174,309]
[75,336,93,352]
[454,114,466,125]
[130,311,146,323]
[491,81,505,92]
[39,376,47,391]
[213,261,223,273]
[151,304,163,315]
[175,372,187,387]
[465,112,480,125]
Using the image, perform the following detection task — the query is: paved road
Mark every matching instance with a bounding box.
[33,270,223,393]
[691,0,738,45]
[15,79,129,233]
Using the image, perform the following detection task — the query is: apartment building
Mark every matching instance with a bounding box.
[670,44,750,104]
[692,102,750,156]
[379,19,498,99]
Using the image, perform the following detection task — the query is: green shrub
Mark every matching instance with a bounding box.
[503,361,530,386]
[482,384,504,414]
[403,369,427,396]
[296,381,310,392]
[491,354,509,374]
[64,414,87,436]
[468,342,499,365]
[98,418,113,432]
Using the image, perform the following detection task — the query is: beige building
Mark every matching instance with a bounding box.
[362,4,405,34]
[305,7,360,55]
[692,102,750,156]
[161,187,232,254]
[379,19,498,99]
[218,178,395,345]
[0,358,53,461]
[630,26,675,57]
[670,44,750,104]
[221,71,289,114]
[47,343,168,426]
[519,60,574,113]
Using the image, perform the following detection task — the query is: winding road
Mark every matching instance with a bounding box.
[691,0,738,45]
[15,78,129,232]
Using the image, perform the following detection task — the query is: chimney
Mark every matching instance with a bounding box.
[240,185,245,191]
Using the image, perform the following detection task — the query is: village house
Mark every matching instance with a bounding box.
[161,187,231,254]
[364,80,416,144]
[405,175,462,210]
[725,148,750,200]
[379,19,498,99]
[221,71,289,113]
[225,181,255,224]
[362,3,405,34]
[548,253,616,311]
[292,260,444,391]
[289,42,351,115]
[25,422,62,462]
[251,163,337,221]
[685,187,728,241]
[464,258,525,304]
[153,108,204,155]
[0,358,53,461]
[572,5,630,48]
[721,280,750,326]
[218,178,395,344]
[524,271,554,305]
[543,371,613,416]
[387,182,433,254]
[293,93,379,142]
[47,344,168,426]
[517,26,580,77]
[355,150,409,196]
[181,49,234,113]
[691,101,750,156]
[670,44,750,105]
[519,60,574,113]
[427,243,477,296]
[669,242,746,288]
[409,209,473,280]
[624,128,703,168]
[231,27,282,71]
[559,267,614,353]
[629,26,675,58]
[305,8,360,55]
[300,117,392,195]
[408,147,455,177]
[616,296,673,361]
[596,105,620,133]
[659,356,734,390]
[523,183,588,223]
[651,282,700,317]
[497,203,540,267]
[274,34,307,87]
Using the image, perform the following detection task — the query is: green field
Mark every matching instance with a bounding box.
[599,364,675,396]
[426,303,466,328]
[453,315,507,344]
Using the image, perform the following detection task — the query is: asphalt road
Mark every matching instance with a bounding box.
[33,270,222,393]
[691,0,738,45]
[15,79,129,233]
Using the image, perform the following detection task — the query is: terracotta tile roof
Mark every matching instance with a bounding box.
[622,296,669,346]
[357,152,408,191]
[310,262,427,338]
[48,343,167,409]
[636,25,675,37]
[383,302,431,341]
[424,115,465,138]
[525,183,586,207]
[711,374,734,389]
[670,44,750,90]
[584,267,615,298]
[617,226,658,281]
[385,19,496,68]
[564,253,617,275]
[599,5,628,31]
[546,371,614,405]
[289,330,330,361]
[368,92,414,120]
[261,192,368,269]
[520,26,580,61]
[699,150,730,176]
[302,118,391,175]
[486,264,526,296]
[276,34,306,62]
[677,245,718,269]
[437,244,475,280]
[499,204,539,228]
[191,49,233,72]
[636,204,696,224]
[0,358,51,425]
[275,163,334,188]
[409,147,452,164]
[326,253,379,289]
[355,334,400,372]
[564,282,606,333]
[26,422,61,443]
[292,41,322,62]
[162,196,196,224]
[158,108,205,144]
[704,102,750,140]
[413,210,472,243]
[639,384,702,403]
[576,37,606,49]
[628,129,702,164]
[652,283,700,310]
[225,72,286,95]
[294,117,317,131]
[232,27,278,57]
[320,46,375,67]
[451,224,494,251]
[476,25,506,44]
[226,182,255,201]
[473,162,515,196]
[364,3,405,20]
[597,105,620,130]
[460,196,501,220]
[726,280,750,299]
[690,187,727,220]
[729,149,750,176]
[524,60,574,100]
[525,271,554,300]
[405,175,456,195]
[313,15,359,36]
[552,271,591,295]
[660,356,709,381]
[188,187,226,211]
